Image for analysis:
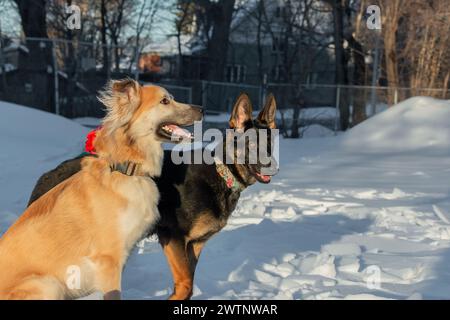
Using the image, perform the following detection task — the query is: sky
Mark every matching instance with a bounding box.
[0,0,176,43]
[0,1,21,37]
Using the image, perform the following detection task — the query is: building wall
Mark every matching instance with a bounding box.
[226,42,336,86]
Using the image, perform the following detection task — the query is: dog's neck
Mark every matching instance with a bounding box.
[94,127,163,178]
[214,161,246,192]
[134,136,163,177]
[213,140,253,189]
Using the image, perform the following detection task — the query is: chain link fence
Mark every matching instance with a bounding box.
[1,37,448,131]
[199,81,262,113]
[0,37,138,118]
[267,83,449,134]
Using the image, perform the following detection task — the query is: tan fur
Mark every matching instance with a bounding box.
[0,80,201,300]
[187,212,226,242]
[160,211,223,300]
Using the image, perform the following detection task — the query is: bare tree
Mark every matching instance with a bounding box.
[361,0,450,102]
[100,0,109,76]
[403,1,450,97]
[105,0,128,71]
[173,0,236,81]
[173,0,196,79]
[206,0,236,81]
[330,0,350,130]
[347,0,367,126]
[46,0,77,116]
[13,0,54,111]
[378,0,403,104]
[130,0,160,74]
[247,0,333,137]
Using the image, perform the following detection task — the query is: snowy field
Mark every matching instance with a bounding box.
[1,97,449,300]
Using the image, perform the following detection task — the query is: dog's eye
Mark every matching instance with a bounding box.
[161,97,170,105]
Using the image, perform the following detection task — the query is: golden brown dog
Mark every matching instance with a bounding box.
[0,79,202,300]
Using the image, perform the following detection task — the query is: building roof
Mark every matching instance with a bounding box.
[141,34,195,56]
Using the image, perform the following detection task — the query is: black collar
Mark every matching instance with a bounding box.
[78,153,148,177]
[110,161,147,177]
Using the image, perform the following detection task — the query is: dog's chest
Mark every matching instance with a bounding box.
[117,177,160,252]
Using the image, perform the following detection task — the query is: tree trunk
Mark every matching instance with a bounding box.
[256,0,264,84]
[14,0,53,112]
[290,102,302,138]
[14,0,48,39]
[384,30,399,105]
[65,0,77,118]
[114,40,120,72]
[332,0,349,130]
[380,0,401,105]
[206,0,235,81]
[100,0,110,78]
[348,35,366,126]
[443,71,450,99]
[176,32,184,80]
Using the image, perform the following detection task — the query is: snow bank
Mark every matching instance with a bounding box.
[0,101,88,159]
[302,124,335,138]
[0,101,89,220]
[342,97,450,153]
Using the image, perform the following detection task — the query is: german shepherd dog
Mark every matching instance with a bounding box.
[27,93,277,300]
[0,79,203,300]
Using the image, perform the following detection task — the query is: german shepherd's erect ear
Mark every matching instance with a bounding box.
[257,93,277,129]
[229,93,253,129]
[98,78,141,133]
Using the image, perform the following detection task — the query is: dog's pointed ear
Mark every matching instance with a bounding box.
[257,93,277,129]
[229,93,253,129]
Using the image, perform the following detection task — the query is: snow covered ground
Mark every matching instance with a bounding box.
[0,102,89,228]
[1,97,450,299]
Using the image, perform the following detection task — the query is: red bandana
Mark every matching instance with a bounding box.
[84,127,101,154]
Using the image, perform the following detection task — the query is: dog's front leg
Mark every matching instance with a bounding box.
[91,255,122,300]
[161,236,194,300]
[187,240,205,278]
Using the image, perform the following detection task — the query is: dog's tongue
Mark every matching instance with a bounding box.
[256,172,271,182]
[167,124,192,140]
